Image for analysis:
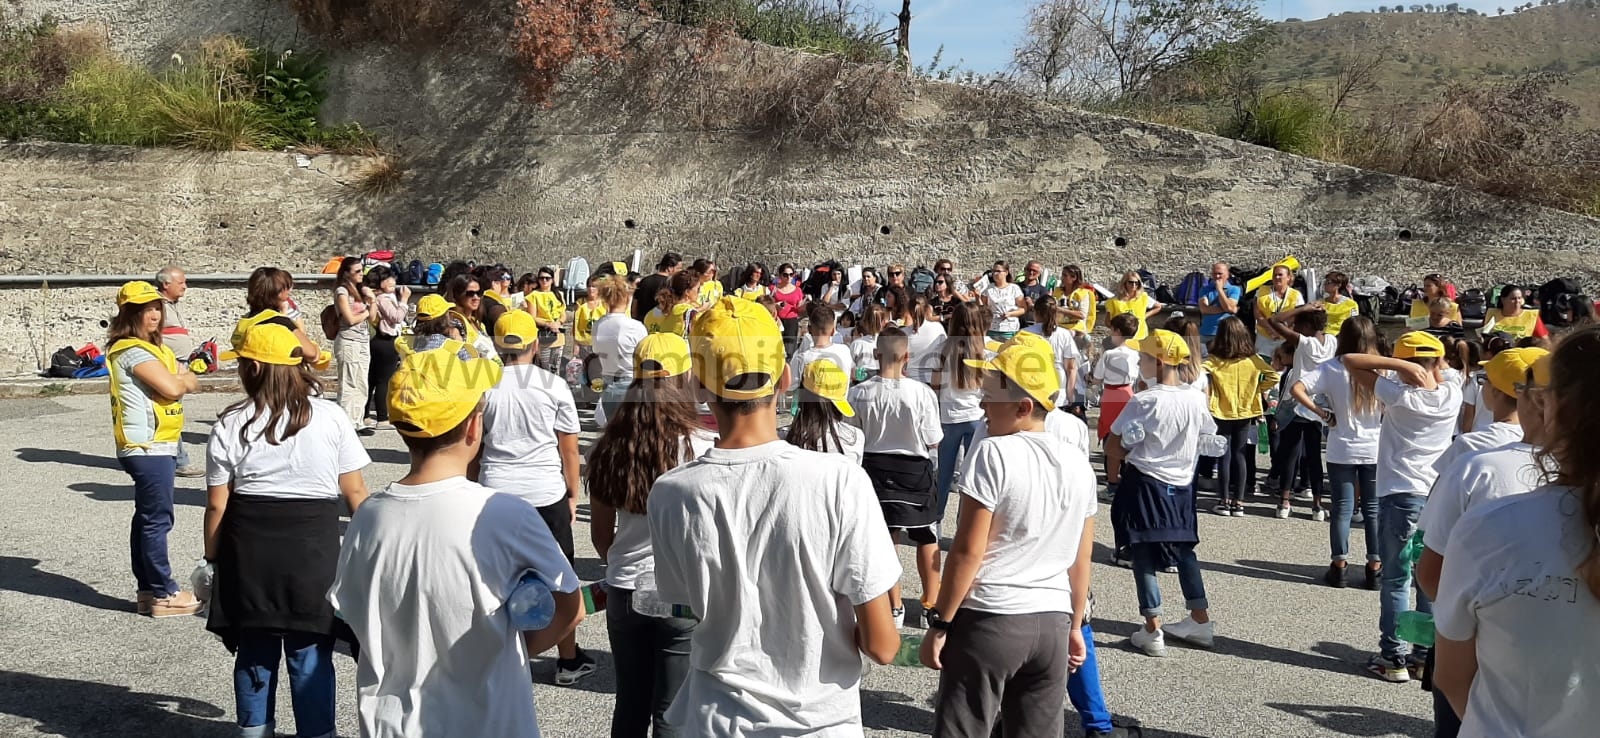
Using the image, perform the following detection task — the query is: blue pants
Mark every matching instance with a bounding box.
[1328,463,1380,562]
[234,630,336,738]
[1129,542,1208,618]
[1067,623,1114,734]
[119,454,178,597]
[935,420,982,521]
[1378,494,1430,661]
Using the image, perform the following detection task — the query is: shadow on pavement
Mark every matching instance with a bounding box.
[67,482,207,508]
[0,556,131,613]
[1092,619,1364,680]
[15,447,122,471]
[861,689,934,734]
[0,670,228,736]
[1267,702,1434,736]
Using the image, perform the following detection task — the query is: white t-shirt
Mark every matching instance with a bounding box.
[1460,372,1496,433]
[904,322,948,385]
[937,383,983,425]
[790,342,853,387]
[971,410,1091,457]
[206,397,370,499]
[1299,362,1382,465]
[1434,486,1600,738]
[1292,333,1338,375]
[479,363,582,508]
[1373,374,1463,497]
[846,376,943,458]
[850,336,879,373]
[984,283,1024,333]
[1111,384,1218,486]
[606,429,718,590]
[1420,441,1541,554]
[646,441,903,737]
[329,477,579,738]
[955,432,1097,615]
[1093,345,1140,386]
[1431,421,1524,478]
[592,313,648,381]
[1021,324,1081,392]
[783,421,865,466]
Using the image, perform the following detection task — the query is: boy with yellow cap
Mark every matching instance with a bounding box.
[475,309,593,684]
[329,351,584,737]
[646,296,903,736]
[1340,330,1464,683]
[1108,329,1218,657]
[921,333,1123,737]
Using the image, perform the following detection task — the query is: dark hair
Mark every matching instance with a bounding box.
[414,314,455,337]
[516,272,538,293]
[1032,294,1059,337]
[1323,271,1349,290]
[740,263,765,287]
[225,356,320,446]
[335,256,363,298]
[588,374,701,515]
[656,252,684,272]
[398,403,480,458]
[1516,335,1552,349]
[1207,316,1253,360]
[107,300,162,347]
[776,262,796,278]
[1536,325,1600,598]
[691,258,713,274]
[787,385,846,455]
[1293,307,1328,335]
[1108,312,1138,338]
[885,286,912,322]
[838,310,856,328]
[805,301,836,334]
[440,260,472,286]
[938,302,986,391]
[1336,316,1382,416]
[1060,264,1084,291]
[245,266,293,315]
[877,326,909,363]
[1497,285,1525,310]
[445,275,483,324]
[658,271,696,314]
[364,265,393,290]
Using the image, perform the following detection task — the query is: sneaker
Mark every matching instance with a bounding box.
[1366,654,1411,683]
[1311,508,1328,522]
[1130,625,1167,657]
[175,464,205,478]
[371,421,394,431]
[1162,617,1214,648]
[1323,564,1347,589]
[1293,488,1314,501]
[1212,503,1233,516]
[1407,655,1428,682]
[1351,511,1365,524]
[1365,565,1382,591]
[1087,726,1144,738]
[1161,565,1178,574]
[891,607,905,629]
[1231,506,1247,517]
[148,590,202,618]
[1275,504,1291,519]
[135,590,154,615]
[554,649,597,686]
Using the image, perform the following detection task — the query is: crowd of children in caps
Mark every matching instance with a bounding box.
[99,250,1600,738]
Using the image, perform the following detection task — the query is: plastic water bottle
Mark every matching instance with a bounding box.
[1198,433,1228,458]
[506,572,557,631]
[1121,420,1147,445]
[631,570,675,618]
[1399,529,1426,570]
[892,635,924,666]
[190,558,214,603]
[1396,611,1436,648]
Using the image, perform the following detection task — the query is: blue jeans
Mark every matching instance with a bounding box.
[606,587,695,738]
[599,380,631,427]
[936,420,982,521]
[1378,494,1431,660]
[1328,463,1380,562]
[119,454,178,597]
[233,629,336,738]
[1129,542,1208,618]
[1067,623,1113,734]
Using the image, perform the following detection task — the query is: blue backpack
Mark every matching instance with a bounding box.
[1173,271,1207,306]
[425,262,444,286]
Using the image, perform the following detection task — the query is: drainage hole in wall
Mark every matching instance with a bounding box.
[470,225,481,237]
[1397,228,1412,241]
[624,219,638,229]
[1113,236,1128,248]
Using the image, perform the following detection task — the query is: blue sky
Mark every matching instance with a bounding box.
[864,0,1511,73]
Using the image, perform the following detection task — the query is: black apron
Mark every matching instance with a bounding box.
[206,495,353,653]
[861,452,938,528]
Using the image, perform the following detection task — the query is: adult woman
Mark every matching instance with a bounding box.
[524,267,567,372]
[1254,264,1303,358]
[203,322,370,738]
[734,264,767,300]
[331,257,373,430]
[925,272,962,323]
[1484,285,1547,340]
[899,293,947,385]
[931,302,987,520]
[587,333,711,738]
[849,267,883,314]
[108,281,202,617]
[444,274,493,361]
[980,261,1026,342]
[231,267,322,362]
[1104,270,1163,341]
[785,360,864,464]
[1410,273,1461,323]
[1054,264,1097,337]
[363,266,409,430]
[590,275,648,425]
[643,272,698,337]
[771,263,805,354]
[1317,271,1360,339]
[1289,316,1386,589]
[691,259,723,308]
[1433,325,1600,736]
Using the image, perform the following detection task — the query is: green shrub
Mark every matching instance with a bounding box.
[1224,91,1327,156]
[53,56,165,145]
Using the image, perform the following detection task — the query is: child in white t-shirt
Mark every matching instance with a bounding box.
[849,304,889,382]
[789,301,853,385]
[1093,313,1142,451]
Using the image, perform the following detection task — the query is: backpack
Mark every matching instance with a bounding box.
[401,259,424,286]
[1378,285,1405,316]
[909,266,936,295]
[320,304,341,341]
[803,260,843,301]
[46,346,84,378]
[1457,288,1487,321]
[1173,271,1207,306]
[1398,283,1425,314]
[1154,284,1178,305]
[425,263,444,286]
[1137,269,1158,292]
[72,355,108,379]
[1541,291,1586,327]
[1538,278,1581,308]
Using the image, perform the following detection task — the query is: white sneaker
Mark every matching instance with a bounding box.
[1293,488,1314,501]
[1312,509,1328,522]
[1275,505,1291,519]
[891,607,905,629]
[1351,512,1365,524]
[1212,503,1233,517]
[1163,617,1215,649]
[1130,625,1167,657]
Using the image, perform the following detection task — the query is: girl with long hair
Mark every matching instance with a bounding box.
[931,301,987,520]
[1104,270,1163,341]
[1433,325,1600,735]
[645,271,699,337]
[899,292,947,385]
[691,258,723,308]
[233,267,322,361]
[1203,317,1279,517]
[108,281,202,618]
[587,334,710,738]
[785,360,865,464]
[1022,295,1081,406]
[1162,313,1206,391]
[203,322,370,738]
[331,256,373,430]
[850,304,891,382]
[926,272,961,322]
[590,275,648,425]
[1055,264,1097,337]
[979,260,1026,341]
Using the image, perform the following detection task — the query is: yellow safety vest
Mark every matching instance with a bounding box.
[107,338,184,450]
[396,335,477,359]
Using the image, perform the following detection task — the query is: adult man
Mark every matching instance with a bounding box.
[632,252,684,321]
[480,266,516,335]
[648,296,902,736]
[155,265,203,476]
[1196,263,1241,345]
[1018,261,1049,328]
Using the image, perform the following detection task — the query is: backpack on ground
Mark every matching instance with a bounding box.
[1173,271,1207,306]
[320,305,341,341]
[425,263,444,286]
[1378,285,1404,316]
[46,346,84,378]
[1154,284,1177,306]
[400,259,424,285]
[1398,283,1424,314]
[1541,291,1586,327]
[72,355,108,379]
[1538,278,1581,308]
[909,266,936,296]
[1137,269,1158,293]
[1457,288,1488,321]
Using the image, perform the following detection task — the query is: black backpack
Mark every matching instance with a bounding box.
[46,346,85,378]
[1538,278,1581,308]
[1137,269,1158,292]
[909,266,936,296]
[1457,288,1488,321]
[1542,291,1586,327]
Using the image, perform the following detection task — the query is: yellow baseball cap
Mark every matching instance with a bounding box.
[237,323,306,366]
[416,294,455,320]
[1394,331,1446,360]
[689,296,786,401]
[636,333,691,379]
[1127,329,1190,367]
[963,332,1059,411]
[494,309,539,351]
[801,359,855,417]
[387,351,503,438]
[117,281,163,306]
[1481,347,1550,396]
[611,261,628,275]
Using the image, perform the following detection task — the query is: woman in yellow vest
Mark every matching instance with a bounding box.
[1103,270,1164,341]
[733,263,768,300]
[1484,285,1548,339]
[1053,264,1097,336]
[644,272,700,336]
[107,281,203,618]
[525,266,568,371]
[397,294,477,360]
[1254,264,1303,356]
[225,267,327,368]
[445,274,497,361]
[1409,273,1462,324]
[692,258,724,308]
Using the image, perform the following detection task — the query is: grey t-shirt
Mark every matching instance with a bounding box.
[114,347,179,458]
[334,286,371,343]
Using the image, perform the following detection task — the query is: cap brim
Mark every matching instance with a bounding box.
[832,397,856,418]
[963,358,999,370]
[217,350,239,362]
[120,294,162,306]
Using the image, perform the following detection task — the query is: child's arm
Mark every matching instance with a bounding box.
[1342,354,1431,388]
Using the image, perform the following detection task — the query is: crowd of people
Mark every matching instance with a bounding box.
[96,250,1600,738]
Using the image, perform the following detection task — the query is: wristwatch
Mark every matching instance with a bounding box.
[926,609,952,632]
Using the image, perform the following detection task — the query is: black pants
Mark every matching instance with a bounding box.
[1272,418,1323,501]
[366,334,400,421]
[606,588,695,738]
[933,610,1072,738]
[781,317,801,356]
[1214,418,1254,505]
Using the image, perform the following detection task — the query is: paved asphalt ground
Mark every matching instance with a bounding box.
[0,392,1433,738]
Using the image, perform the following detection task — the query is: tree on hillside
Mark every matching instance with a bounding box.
[1009,0,1096,98]
[1498,6,1505,13]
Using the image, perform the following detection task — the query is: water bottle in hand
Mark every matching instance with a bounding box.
[892,635,924,666]
[631,570,675,618]
[190,558,214,603]
[507,572,557,631]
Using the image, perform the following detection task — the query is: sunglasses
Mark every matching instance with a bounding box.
[538,275,553,281]
[1124,281,1140,286]
[780,271,795,277]
[463,290,482,297]
[889,271,903,277]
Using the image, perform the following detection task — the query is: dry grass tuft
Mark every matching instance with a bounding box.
[351,154,408,195]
